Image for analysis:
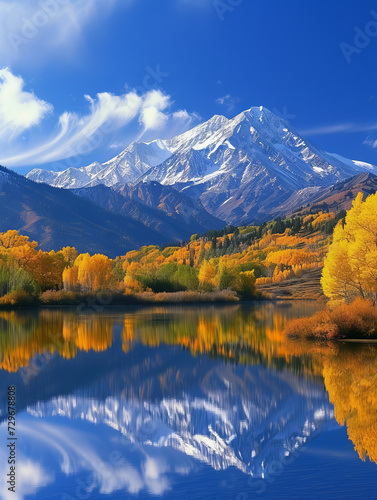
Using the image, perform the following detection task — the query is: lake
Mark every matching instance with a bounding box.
[0,302,376,499]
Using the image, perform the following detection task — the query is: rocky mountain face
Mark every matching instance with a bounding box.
[143,107,376,224]
[26,106,376,225]
[279,172,377,216]
[0,166,217,255]
[72,181,224,242]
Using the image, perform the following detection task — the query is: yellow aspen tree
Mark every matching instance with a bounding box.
[198,260,216,291]
[0,230,38,250]
[76,254,113,292]
[63,266,79,291]
[58,247,79,265]
[322,192,377,302]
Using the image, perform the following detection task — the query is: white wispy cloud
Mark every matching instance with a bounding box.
[216,94,240,112]
[0,67,52,139]
[300,122,377,137]
[0,68,200,167]
[363,136,377,148]
[139,91,171,130]
[0,0,124,64]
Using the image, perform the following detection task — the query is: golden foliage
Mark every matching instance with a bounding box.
[0,208,332,301]
[0,303,321,374]
[0,230,37,250]
[198,260,216,290]
[25,250,65,290]
[322,192,377,302]
[64,253,114,292]
[284,298,377,340]
[323,346,377,464]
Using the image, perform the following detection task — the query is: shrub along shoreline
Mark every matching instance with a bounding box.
[284,298,377,341]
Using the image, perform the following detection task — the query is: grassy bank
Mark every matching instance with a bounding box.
[256,268,325,301]
[0,289,242,309]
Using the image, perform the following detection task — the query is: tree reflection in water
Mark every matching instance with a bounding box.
[0,303,376,466]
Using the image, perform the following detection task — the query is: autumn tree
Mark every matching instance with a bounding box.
[174,265,199,290]
[322,192,377,302]
[0,259,38,297]
[8,244,37,269]
[218,261,235,290]
[76,254,114,292]
[0,230,38,250]
[234,270,256,298]
[323,346,377,464]
[24,250,66,291]
[58,246,78,265]
[62,266,79,291]
[198,260,216,291]
[62,253,115,292]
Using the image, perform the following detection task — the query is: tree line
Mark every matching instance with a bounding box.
[0,207,345,305]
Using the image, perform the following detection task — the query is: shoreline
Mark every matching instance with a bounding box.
[341,339,377,344]
[0,295,324,312]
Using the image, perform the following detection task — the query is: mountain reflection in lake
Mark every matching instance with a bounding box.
[0,302,377,499]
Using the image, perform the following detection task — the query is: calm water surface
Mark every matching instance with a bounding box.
[0,302,376,499]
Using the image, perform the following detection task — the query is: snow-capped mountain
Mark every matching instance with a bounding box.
[26,106,376,224]
[27,161,104,189]
[86,140,172,188]
[27,141,171,189]
[144,106,376,223]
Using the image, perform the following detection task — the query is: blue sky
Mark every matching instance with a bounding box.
[0,0,376,174]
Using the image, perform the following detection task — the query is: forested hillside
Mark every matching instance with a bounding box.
[0,209,344,306]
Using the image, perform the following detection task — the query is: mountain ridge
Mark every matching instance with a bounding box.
[0,166,223,256]
[26,106,376,225]
[282,171,377,216]
[72,181,224,242]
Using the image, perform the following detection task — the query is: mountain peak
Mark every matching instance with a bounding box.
[164,113,228,153]
[25,107,376,225]
[238,106,290,130]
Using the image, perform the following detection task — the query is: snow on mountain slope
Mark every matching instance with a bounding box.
[25,106,377,224]
[27,141,172,189]
[277,172,377,217]
[148,106,364,188]
[86,140,172,187]
[143,106,377,223]
[325,152,375,171]
[27,161,104,189]
[164,114,229,154]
